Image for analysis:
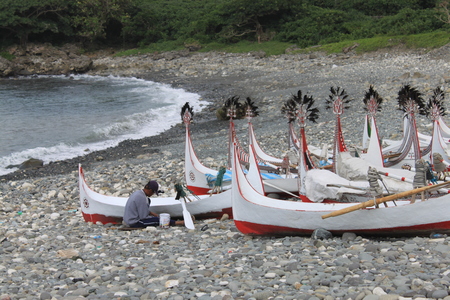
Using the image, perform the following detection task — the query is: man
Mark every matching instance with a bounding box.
[123,180,184,228]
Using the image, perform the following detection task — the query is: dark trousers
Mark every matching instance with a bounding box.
[130,217,175,228]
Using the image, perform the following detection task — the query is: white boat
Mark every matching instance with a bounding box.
[231,140,450,237]
[186,98,299,196]
[79,164,232,224]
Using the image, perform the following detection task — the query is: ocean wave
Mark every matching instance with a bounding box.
[0,75,208,176]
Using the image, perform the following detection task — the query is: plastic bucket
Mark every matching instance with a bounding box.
[159,213,170,228]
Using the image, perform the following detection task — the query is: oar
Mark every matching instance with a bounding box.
[321,181,450,219]
[180,196,195,229]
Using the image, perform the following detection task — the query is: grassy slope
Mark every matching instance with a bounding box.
[115,31,450,57]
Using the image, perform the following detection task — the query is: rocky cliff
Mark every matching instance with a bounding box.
[0,43,92,77]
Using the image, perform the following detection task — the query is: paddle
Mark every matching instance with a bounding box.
[180,196,195,229]
[321,181,450,219]
[174,183,195,229]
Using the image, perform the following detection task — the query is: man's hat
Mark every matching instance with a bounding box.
[145,180,160,195]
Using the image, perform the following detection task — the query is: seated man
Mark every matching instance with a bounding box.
[123,180,184,228]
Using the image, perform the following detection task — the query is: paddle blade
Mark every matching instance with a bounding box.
[181,198,195,229]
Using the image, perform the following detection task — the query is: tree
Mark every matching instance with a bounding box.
[0,0,70,49]
[71,0,133,45]
[436,0,450,24]
[278,5,350,47]
[218,0,292,43]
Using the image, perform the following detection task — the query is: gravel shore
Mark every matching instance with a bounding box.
[2,47,450,299]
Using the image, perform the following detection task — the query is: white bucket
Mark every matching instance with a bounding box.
[159,213,170,228]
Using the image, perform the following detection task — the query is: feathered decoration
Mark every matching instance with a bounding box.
[244,97,259,118]
[425,87,446,121]
[293,90,319,124]
[281,98,297,123]
[326,86,351,115]
[181,102,194,125]
[363,85,383,116]
[223,95,242,119]
[397,84,425,115]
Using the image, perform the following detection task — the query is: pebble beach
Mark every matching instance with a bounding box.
[3,47,450,299]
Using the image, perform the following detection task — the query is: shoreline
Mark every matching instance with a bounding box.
[2,48,450,182]
[4,49,450,299]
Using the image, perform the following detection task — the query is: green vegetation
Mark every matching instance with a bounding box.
[115,41,186,56]
[199,41,294,56]
[116,31,450,57]
[0,0,449,55]
[0,52,14,60]
[291,31,450,55]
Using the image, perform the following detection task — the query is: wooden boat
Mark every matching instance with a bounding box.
[244,97,284,167]
[361,85,450,178]
[78,99,291,225]
[183,103,231,195]
[186,98,299,196]
[231,139,450,237]
[79,164,232,224]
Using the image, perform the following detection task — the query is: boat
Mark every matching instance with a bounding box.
[186,97,300,196]
[231,139,450,237]
[183,102,232,195]
[360,85,450,179]
[379,85,429,169]
[79,103,235,224]
[423,87,450,168]
[244,97,284,167]
[79,164,232,224]
[275,88,412,202]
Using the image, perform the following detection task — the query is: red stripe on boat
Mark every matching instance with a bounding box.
[234,220,450,237]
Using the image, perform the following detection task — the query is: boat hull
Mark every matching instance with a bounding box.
[233,200,450,237]
[232,142,450,237]
[79,164,232,224]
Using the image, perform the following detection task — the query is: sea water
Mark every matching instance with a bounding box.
[0,75,207,176]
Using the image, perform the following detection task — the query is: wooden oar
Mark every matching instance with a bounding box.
[321,181,450,219]
[180,197,195,229]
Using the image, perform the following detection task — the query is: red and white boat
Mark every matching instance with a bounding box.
[79,164,232,224]
[185,98,300,196]
[231,140,450,237]
[78,103,234,224]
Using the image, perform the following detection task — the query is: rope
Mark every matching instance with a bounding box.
[367,166,383,198]
[174,183,187,200]
[215,166,226,187]
[413,159,427,188]
[174,183,201,201]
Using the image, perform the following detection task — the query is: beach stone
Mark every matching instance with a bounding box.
[373,287,387,295]
[253,290,274,300]
[432,289,448,298]
[39,292,52,300]
[365,243,381,253]
[342,232,357,242]
[312,228,332,239]
[50,212,60,219]
[19,158,43,170]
